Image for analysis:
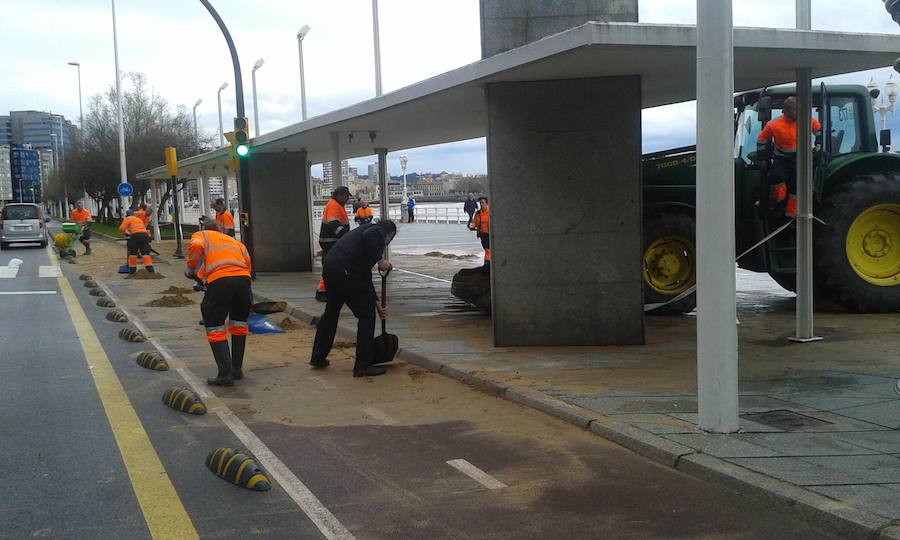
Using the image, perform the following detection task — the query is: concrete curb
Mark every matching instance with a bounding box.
[253,291,896,537]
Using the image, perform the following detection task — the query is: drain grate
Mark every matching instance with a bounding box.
[740,409,833,431]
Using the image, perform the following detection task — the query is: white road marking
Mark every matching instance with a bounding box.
[310,376,336,390]
[446,459,507,490]
[0,290,56,295]
[0,266,19,278]
[362,407,399,425]
[39,265,62,277]
[393,268,451,283]
[96,282,356,540]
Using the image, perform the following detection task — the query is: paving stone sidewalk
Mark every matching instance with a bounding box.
[249,253,900,538]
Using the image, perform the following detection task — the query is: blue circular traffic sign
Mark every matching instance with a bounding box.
[117,183,134,197]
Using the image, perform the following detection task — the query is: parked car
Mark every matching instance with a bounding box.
[0,203,49,249]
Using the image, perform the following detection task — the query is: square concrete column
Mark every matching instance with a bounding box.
[247,149,313,272]
[487,76,643,346]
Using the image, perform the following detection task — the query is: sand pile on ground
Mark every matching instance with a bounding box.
[142,294,195,307]
[279,317,303,331]
[159,286,194,294]
[126,269,164,280]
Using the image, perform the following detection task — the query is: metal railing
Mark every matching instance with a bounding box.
[312,206,469,224]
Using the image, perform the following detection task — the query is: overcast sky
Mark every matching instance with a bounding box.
[2,0,899,177]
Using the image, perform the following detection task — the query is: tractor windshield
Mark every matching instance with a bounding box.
[735,95,863,163]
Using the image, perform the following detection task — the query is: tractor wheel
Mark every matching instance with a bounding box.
[815,176,900,312]
[643,212,696,314]
[768,271,796,292]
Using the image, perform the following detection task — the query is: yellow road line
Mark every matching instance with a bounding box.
[50,247,199,540]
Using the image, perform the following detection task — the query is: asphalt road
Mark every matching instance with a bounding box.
[0,236,841,539]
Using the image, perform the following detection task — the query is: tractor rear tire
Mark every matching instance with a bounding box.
[815,176,900,312]
[643,212,697,315]
[768,271,796,293]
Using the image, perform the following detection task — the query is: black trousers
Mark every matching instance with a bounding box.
[311,266,376,371]
[770,157,797,193]
[407,207,414,222]
[466,211,475,227]
[201,276,252,329]
[126,232,151,256]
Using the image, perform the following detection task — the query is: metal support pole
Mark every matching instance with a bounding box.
[217,86,226,147]
[376,147,389,259]
[791,0,820,342]
[330,132,342,188]
[372,0,383,96]
[200,167,211,218]
[151,179,161,242]
[252,62,261,137]
[696,0,739,433]
[171,176,184,258]
[111,0,128,211]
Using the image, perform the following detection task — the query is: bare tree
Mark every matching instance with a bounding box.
[63,73,214,222]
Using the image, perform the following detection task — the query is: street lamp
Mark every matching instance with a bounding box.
[399,153,408,201]
[297,25,311,120]
[372,0,383,96]
[67,62,83,129]
[251,58,265,137]
[111,0,128,211]
[193,99,202,150]
[217,82,229,147]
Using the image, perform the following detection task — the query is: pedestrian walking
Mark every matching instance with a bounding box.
[185,219,253,386]
[406,197,416,223]
[469,196,490,267]
[464,193,477,227]
[211,198,236,236]
[310,220,397,378]
[119,209,154,273]
[316,186,352,301]
[69,200,92,255]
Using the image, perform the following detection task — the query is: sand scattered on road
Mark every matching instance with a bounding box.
[159,286,195,294]
[279,317,303,331]
[126,269,164,280]
[142,294,195,307]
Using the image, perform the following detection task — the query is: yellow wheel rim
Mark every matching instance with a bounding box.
[643,235,695,295]
[846,203,900,286]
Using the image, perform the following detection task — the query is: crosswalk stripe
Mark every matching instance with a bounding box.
[0,267,19,278]
[39,265,62,277]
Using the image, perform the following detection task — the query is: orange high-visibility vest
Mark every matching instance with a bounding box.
[473,207,489,234]
[356,207,373,219]
[134,209,151,226]
[119,215,147,236]
[187,230,251,283]
[216,209,235,231]
[319,198,349,244]
[70,208,92,226]
[757,115,821,157]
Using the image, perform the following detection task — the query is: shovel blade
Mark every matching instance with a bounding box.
[373,332,399,365]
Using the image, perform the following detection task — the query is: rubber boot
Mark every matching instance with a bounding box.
[146,265,155,273]
[231,335,246,380]
[207,341,234,386]
[84,245,91,255]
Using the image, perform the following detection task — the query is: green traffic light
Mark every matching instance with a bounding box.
[236,144,250,157]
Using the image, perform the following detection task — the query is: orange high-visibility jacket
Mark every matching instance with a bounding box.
[319,198,349,245]
[134,209,151,226]
[70,208,92,226]
[757,115,821,157]
[216,209,236,231]
[472,207,489,234]
[187,230,251,283]
[356,207,373,219]
[119,215,147,236]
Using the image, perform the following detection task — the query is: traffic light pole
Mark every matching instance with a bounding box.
[171,175,184,258]
[199,0,254,265]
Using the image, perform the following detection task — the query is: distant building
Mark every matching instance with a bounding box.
[323,160,349,190]
[0,146,11,201]
[207,177,224,198]
[10,145,42,202]
[0,116,10,146]
[38,148,54,185]
[418,177,450,197]
[367,162,379,183]
[7,111,77,158]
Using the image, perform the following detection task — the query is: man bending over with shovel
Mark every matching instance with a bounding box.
[310,220,396,378]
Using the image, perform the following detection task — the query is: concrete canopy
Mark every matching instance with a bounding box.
[137,21,900,179]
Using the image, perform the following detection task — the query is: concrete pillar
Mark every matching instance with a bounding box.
[222,175,230,208]
[330,131,343,188]
[480,0,638,58]
[151,179,161,242]
[247,149,313,272]
[487,76,643,346]
[200,168,211,218]
[376,147,390,260]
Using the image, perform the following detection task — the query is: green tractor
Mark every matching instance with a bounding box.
[642,84,900,313]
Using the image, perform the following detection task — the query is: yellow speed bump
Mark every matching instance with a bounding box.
[162,387,206,415]
[135,351,169,371]
[89,288,107,297]
[205,448,272,491]
[119,328,146,342]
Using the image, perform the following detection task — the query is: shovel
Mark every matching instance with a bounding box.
[372,267,399,365]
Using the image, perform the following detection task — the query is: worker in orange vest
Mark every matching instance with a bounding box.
[134,203,153,227]
[469,196,490,267]
[316,186,352,301]
[354,199,374,224]
[70,200,93,255]
[212,198,236,236]
[186,219,252,386]
[118,209,154,273]
[756,96,821,218]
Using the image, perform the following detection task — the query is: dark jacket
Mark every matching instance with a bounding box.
[323,223,387,277]
[463,198,477,214]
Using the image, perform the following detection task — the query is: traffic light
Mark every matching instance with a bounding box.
[223,131,241,171]
[233,116,250,157]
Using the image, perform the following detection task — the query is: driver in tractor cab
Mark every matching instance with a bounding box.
[756,96,821,218]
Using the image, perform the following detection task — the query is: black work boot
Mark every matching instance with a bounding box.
[146,265,155,273]
[207,341,234,386]
[231,335,246,380]
[353,366,387,378]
